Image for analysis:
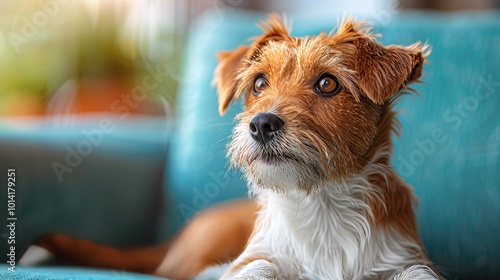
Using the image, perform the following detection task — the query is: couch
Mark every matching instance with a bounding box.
[0,8,499,280]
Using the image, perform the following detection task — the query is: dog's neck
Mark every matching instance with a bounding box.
[257,170,377,248]
[362,101,399,167]
[252,144,392,226]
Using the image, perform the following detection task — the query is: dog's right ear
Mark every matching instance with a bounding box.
[215,14,290,115]
[215,46,250,115]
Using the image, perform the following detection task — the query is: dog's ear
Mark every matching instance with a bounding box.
[215,46,251,115]
[355,41,427,104]
[215,14,290,115]
[334,20,429,104]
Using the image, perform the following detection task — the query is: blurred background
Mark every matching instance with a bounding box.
[0,0,183,119]
[0,0,498,120]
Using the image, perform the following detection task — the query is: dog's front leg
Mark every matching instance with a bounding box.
[393,265,440,280]
[223,259,278,280]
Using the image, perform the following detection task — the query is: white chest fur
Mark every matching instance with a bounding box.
[236,176,424,280]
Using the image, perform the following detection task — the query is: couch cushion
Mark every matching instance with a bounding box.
[0,265,163,280]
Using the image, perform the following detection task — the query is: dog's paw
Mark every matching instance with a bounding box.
[234,260,278,280]
[393,265,440,280]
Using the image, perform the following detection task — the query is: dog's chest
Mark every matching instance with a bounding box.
[254,183,374,279]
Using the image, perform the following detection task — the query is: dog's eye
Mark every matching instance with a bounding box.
[314,74,340,96]
[253,75,268,96]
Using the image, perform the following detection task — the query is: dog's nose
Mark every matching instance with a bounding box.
[249,113,284,144]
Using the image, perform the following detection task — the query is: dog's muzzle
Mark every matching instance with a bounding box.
[249,113,284,144]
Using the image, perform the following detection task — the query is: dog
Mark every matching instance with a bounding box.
[214,15,440,279]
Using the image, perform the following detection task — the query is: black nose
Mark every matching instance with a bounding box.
[249,113,284,144]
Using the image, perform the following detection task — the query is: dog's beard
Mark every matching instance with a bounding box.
[228,121,329,193]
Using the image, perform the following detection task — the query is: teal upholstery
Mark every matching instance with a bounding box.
[385,14,500,279]
[0,8,498,280]
[0,264,163,280]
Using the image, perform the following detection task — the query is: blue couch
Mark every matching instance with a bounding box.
[0,8,499,280]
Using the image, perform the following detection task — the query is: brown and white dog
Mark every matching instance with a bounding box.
[214,15,439,279]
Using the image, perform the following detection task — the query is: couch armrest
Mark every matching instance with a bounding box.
[0,115,170,261]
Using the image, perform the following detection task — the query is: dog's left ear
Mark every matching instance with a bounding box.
[356,41,426,104]
[334,20,429,104]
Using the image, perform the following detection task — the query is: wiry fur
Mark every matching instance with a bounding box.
[215,15,438,280]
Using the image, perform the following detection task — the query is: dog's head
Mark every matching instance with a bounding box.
[215,15,428,192]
